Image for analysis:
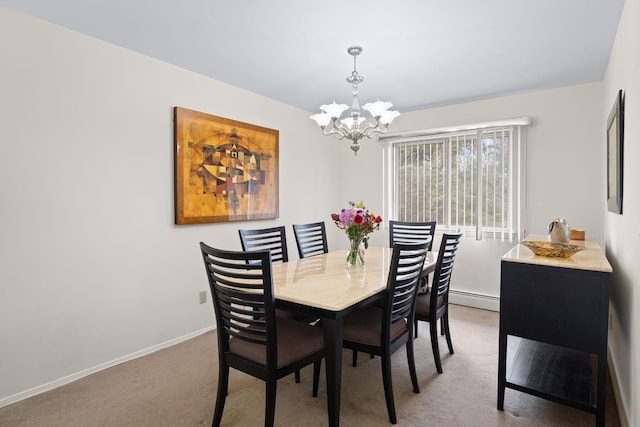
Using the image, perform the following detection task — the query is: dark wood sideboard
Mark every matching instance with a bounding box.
[497,236,612,426]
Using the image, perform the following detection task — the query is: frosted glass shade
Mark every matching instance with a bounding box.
[362,100,393,118]
[340,116,366,129]
[310,112,331,127]
[320,102,349,119]
[380,110,400,125]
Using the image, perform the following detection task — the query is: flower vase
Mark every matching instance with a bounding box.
[347,238,365,266]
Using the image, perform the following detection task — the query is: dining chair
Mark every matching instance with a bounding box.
[414,230,462,373]
[238,225,313,384]
[238,226,289,263]
[342,242,428,424]
[292,221,329,259]
[389,220,436,295]
[199,242,324,427]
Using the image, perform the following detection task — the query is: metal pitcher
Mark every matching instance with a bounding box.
[548,218,570,243]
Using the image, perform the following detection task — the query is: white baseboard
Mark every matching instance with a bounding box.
[608,349,629,427]
[0,325,215,409]
[450,289,500,311]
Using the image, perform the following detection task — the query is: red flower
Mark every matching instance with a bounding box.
[331,213,340,221]
[375,216,383,223]
[354,214,363,224]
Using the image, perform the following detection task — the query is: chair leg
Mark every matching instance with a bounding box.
[443,311,454,354]
[414,318,419,338]
[295,369,300,383]
[352,350,358,367]
[406,339,420,393]
[265,379,277,427]
[441,317,445,335]
[430,320,443,374]
[312,360,321,397]
[212,363,229,427]
[381,354,397,424]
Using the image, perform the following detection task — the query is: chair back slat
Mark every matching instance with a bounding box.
[432,231,463,301]
[200,243,275,349]
[239,226,289,263]
[389,220,437,251]
[293,222,329,259]
[385,243,429,332]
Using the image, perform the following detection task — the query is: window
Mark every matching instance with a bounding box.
[382,118,529,241]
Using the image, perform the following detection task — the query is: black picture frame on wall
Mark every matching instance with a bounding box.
[607,90,624,214]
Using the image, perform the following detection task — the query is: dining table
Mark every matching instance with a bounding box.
[271,246,437,427]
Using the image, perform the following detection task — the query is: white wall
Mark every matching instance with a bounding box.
[0,7,336,405]
[340,83,604,309]
[602,0,640,425]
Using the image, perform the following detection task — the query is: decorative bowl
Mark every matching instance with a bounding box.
[520,241,586,258]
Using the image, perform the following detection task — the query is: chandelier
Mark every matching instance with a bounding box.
[310,46,400,155]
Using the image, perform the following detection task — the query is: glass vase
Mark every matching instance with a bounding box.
[347,238,365,266]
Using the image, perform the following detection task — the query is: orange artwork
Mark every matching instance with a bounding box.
[174,107,279,224]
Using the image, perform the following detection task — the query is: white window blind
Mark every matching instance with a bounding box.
[382,118,529,241]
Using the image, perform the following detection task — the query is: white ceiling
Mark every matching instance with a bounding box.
[0,0,624,113]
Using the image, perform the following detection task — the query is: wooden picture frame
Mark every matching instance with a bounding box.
[606,90,624,214]
[174,107,279,224]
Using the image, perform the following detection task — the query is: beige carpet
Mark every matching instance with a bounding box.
[0,305,620,426]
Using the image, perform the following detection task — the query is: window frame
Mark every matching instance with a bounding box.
[381,117,530,241]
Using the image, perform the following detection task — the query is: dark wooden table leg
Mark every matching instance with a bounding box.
[323,317,343,427]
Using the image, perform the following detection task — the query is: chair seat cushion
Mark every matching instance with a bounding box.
[415,291,445,317]
[343,306,407,346]
[229,317,324,368]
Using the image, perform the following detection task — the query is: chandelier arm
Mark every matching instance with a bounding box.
[322,125,347,140]
[362,121,392,138]
[334,122,353,133]
[359,121,379,135]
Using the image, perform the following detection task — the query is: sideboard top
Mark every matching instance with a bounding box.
[502,234,613,273]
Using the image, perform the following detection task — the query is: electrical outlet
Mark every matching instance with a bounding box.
[199,290,207,304]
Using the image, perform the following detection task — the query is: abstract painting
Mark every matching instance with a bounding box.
[174,107,279,224]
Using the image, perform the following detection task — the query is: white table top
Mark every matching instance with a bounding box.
[502,234,612,273]
[272,246,436,312]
